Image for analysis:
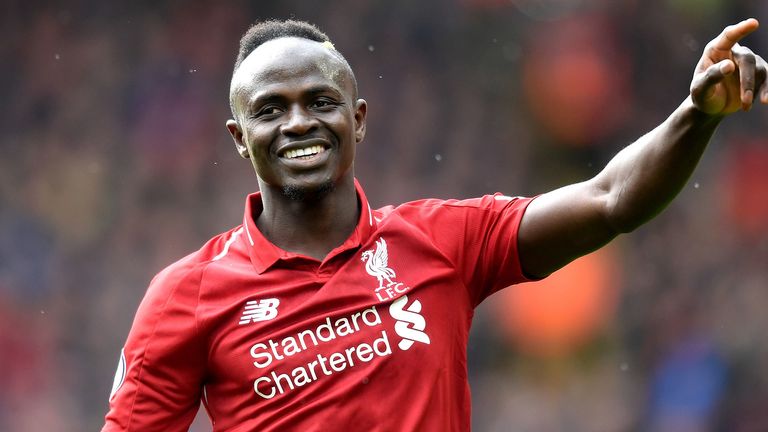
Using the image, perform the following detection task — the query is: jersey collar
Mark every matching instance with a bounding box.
[241,178,377,274]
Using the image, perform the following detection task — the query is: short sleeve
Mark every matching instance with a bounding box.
[103,261,207,431]
[394,194,537,307]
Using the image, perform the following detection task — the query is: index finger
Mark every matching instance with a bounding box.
[710,18,760,52]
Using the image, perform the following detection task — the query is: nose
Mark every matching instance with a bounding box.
[280,105,319,137]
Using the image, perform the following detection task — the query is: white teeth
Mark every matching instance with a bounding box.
[283,145,325,159]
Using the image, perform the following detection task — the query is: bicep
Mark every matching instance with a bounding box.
[518,179,619,278]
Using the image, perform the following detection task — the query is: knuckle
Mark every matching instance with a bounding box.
[732,45,754,57]
[737,54,757,68]
[691,75,704,89]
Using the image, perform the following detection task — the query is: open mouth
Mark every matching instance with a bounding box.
[281,144,327,160]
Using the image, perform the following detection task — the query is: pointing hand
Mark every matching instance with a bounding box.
[690,18,768,115]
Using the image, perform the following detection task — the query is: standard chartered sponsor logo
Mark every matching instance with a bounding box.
[250,306,392,399]
[388,295,430,350]
[249,296,431,400]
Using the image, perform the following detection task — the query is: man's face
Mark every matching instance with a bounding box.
[227,37,367,199]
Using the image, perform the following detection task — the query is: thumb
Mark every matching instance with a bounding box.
[691,59,735,98]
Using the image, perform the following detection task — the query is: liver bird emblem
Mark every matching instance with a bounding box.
[361,238,397,290]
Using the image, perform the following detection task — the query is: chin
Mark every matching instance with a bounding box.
[281,179,336,202]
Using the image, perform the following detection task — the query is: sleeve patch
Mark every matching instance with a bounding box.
[109,348,127,401]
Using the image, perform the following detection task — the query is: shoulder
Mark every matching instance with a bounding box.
[374,194,528,221]
[147,226,246,297]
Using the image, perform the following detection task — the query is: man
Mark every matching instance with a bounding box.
[103,18,767,431]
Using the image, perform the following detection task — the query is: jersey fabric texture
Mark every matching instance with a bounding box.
[103,179,536,432]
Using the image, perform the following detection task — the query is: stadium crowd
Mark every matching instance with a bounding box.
[1,0,767,430]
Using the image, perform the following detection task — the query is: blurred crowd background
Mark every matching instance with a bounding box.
[1,0,767,430]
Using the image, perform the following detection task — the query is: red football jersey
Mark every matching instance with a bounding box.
[103,180,535,431]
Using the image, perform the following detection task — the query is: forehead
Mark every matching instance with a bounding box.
[231,38,351,105]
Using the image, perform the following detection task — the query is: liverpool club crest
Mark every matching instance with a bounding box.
[361,237,411,301]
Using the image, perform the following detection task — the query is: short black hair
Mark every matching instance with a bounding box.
[233,19,332,73]
[230,19,357,117]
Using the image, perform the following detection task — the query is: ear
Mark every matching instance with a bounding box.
[353,99,367,143]
[226,119,250,159]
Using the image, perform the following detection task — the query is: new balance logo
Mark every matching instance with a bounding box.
[239,298,280,325]
[388,295,430,350]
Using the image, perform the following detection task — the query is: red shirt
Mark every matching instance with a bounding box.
[103,179,535,431]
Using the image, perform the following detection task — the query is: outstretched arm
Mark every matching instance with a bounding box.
[518,19,767,278]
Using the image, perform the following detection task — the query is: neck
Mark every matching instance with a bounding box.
[256,176,359,261]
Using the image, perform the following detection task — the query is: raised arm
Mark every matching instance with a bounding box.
[518,19,767,278]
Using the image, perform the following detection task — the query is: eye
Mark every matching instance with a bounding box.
[310,98,339,110]
[254,105,283,118]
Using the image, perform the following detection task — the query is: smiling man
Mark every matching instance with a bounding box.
[225,31,366,260]
[103,19,767,432]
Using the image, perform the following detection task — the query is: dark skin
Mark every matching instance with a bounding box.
[227,38,367,260]
[228,20,767,275]
[519,19,768,277]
